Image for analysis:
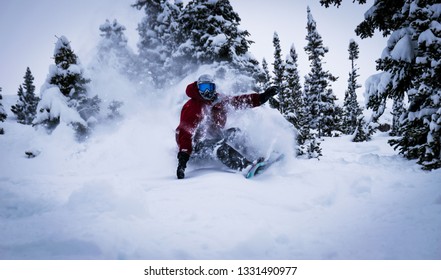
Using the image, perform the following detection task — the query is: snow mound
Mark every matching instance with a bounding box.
[1,79,440,260]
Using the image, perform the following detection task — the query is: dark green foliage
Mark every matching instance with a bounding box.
[134,0,262,88]
[50,37,91,98]
[0,87,8,129]
[77,95,101,123]
[178,0,252,64]
[390,95,406,136]
[281,44,303,128]
[97,19,137,79]
[133,0,182,87]
[11,67,40,125]
[36,36,101,139]
[260,58,272,90]
[352,115,370,142]
[297,130,323,159]
[0,87,6,134]
[268,11,323,159]
[355,0,407,39]
[321,0,441,170]
[0,87,7,124]
[319,0,367,8]
[303,7,339,137]
[107,100,124,120]
[276,43,322,158]
[270,32,284,109]
[362,0,440,170]
[342,40,363,136]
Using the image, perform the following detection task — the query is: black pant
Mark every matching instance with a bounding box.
[193,128,251,171]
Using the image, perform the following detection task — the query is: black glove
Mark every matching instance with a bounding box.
[260,86,279,104]
[177,151,190,179]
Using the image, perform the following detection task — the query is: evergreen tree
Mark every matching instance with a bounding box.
[0,87,6,134]
[342,40,362,135]
[352,114,370,142]
[281,44,303,127]
[390,94,406,136]
[95,19,137,79]
[303,6,339,137]
[11,67,40,125]
[107,100,124,120]
[285,44,321,158]
[321,0,440,170]
[35,36,101,139]
[260,58,272,90]
[271,32,284,109]
[50,37,90,98]
[375,29,412,137]
[133,0,182,87]
[177,0,250,64]
[175,0,262,84]
[388,1,441,170]
[305,137,323,159]
[252,57,272,94]
[364,72,389,121]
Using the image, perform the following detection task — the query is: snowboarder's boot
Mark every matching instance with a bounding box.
[215,142,252,171]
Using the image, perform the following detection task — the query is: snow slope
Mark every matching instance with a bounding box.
[0,91,440,260]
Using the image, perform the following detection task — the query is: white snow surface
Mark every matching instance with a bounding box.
[390,34,414,62]
[1,85,441,260]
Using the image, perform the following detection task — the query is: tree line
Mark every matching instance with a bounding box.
[0,0,439,170]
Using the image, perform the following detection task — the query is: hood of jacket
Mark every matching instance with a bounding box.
[186,81,218,103]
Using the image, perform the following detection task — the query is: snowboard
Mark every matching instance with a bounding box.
[245,153,285,179]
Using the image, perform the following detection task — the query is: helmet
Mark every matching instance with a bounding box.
[197,74,216,101]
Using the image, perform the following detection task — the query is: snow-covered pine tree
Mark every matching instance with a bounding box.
[13,85,25,121]
[133,0,182,87]
[11,67,40,125]
[248,57,272,94]
[107,100,124,121]
[281,44,303,127]
[178,0,246,64]
[0,87,6,134]
[260,58,272,90]
[271,32,284,109]
[374,27,412,137]
[175,0,262,86]
[303,6,339,138]
[363,71,392,138]
[321,0,441,170]
[390,94,406,136]
[281,43,320,157]
[342,39,362,135]
[352,114,370,142]
[95,19,137,79]
[322,0,406,138]
[388,1,441,170]
[34,36,101,139]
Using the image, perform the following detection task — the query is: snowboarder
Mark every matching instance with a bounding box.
[175,74,279,179]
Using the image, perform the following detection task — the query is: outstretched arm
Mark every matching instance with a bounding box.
[259,86,279,104]
[228,86,280,109]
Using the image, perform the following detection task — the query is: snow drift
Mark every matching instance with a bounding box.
[1,67,440,259]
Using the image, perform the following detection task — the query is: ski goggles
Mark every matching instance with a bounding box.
[198,82,216,100]
[198,82,215,94]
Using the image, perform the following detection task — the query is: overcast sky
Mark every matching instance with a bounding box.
[0,0,387,102]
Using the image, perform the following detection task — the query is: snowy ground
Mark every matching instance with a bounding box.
[0,93,440,260]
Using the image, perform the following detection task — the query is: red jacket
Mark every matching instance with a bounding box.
[176,82,261,154]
